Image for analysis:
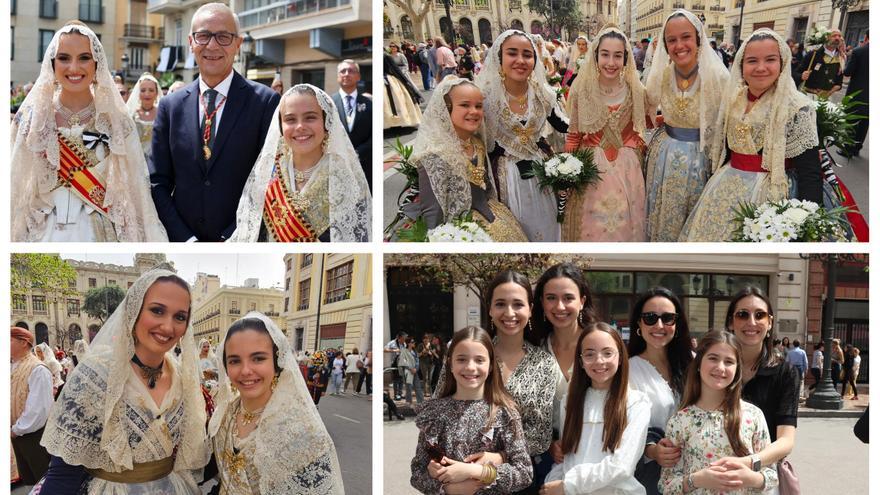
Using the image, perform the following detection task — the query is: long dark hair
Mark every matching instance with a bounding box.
[627,287,693,397]
[725,286,778,369]
[484,269,533,338]
[436,326,518,432]
[222,317,282,375]
[561,322,629,454]
[529,263,595,346]
[680,331,749,457]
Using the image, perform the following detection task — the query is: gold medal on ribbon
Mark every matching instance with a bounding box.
[204,145,212,160]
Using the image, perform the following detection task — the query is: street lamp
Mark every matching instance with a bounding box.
[241,32,254,79]
[121,52,129,81]
[801,253,864,410]
[735,0,746,50]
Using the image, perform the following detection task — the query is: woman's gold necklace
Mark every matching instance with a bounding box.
[239,404,266,425]
[505,88,528,113]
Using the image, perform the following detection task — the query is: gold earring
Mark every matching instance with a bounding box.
[499,68,506,83]
[527,319,533,334]
[271,375,279,391]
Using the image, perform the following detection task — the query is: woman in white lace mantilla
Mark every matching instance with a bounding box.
[35,267,209,495]
[644,10,729,241]
[476,30,569,242]
[563,36,589,88]
[209,313,344,494]
[126,72,163,164]
[230,84,371,242]
[10,21,167,242]
[680,29,823,241]
[400,77,528,242]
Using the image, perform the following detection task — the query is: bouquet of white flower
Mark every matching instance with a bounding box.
[805,24,832,49]
[396,212,492,242]
[732,199,849,242]
[531,149,600,222]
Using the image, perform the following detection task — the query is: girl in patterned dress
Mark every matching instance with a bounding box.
[541,323,651,495]
[660,331,778,494]
[411,326,532,494]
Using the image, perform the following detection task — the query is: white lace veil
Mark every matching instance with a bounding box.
[645,10,729,158]
[72,339,89,358]
[35,342,63,377]
[125,72,163,115]
[410,77,500,219]
[476,30,561,158]
[208,312,344,494]
[709,28,818,199]
[10,22,168,242]
[568,24,647,136]
[568,35,590,75]
[41,267,209,472]
[230,84,371,242]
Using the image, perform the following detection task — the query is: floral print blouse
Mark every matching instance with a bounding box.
[660,401,778,494]
[410,396,532,494]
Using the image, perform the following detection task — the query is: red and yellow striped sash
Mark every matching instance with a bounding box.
[262,156,317,242]
[57,134,109,216]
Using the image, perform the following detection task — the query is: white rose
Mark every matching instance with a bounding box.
[783,207,810,224]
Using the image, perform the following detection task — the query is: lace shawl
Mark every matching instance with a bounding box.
[709,28,818,200]
[568,36,590,76]
[41,268,209,473]
[410,77,500,220]
[10,23,167,242]
[568,25,647,137]
[476,30,562,160]
[645,10,729,160]
[229,84,371,242]
[125,72,163,115]
[209,312,344,494]
[35,342,64,378]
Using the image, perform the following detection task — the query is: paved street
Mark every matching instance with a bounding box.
[383,415,868,494]
[12,392,372,495]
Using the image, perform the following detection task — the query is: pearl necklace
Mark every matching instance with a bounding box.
[55,101,95,128]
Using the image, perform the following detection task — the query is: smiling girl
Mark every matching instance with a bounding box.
[660,331,778,494]
[541,323,650,495]
[563,24,652,242]
[231,84,371,242]
[411,326,532,494]
[126,72,163,163]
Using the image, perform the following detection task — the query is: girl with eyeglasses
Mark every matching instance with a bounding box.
[705,286,799,490]
[626,287,693,494]
[540,323,650,495]
[660,331,778,494]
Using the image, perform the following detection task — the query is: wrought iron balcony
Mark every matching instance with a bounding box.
[124,23,158,39]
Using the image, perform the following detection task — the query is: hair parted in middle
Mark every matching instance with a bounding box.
[529,262,596,346]
[483,269,534,338]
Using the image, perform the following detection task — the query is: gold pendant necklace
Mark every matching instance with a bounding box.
[240,404,266,425]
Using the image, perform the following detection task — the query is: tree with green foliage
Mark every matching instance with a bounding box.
[83,286,126,325]
[527,0,583,39]
[11,254,78,294]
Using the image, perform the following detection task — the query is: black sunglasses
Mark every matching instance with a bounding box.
[734,309,769,322]
[640,312,678,326]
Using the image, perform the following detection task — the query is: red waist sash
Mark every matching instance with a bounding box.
[730,152,792,172]
[263,170,317,242]
[57,134,110,216]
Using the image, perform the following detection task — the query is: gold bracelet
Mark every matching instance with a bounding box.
[486,463,497,485]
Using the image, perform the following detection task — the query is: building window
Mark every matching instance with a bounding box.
[301,254,313,268]
[11,0,16,15]
[68,278,76,288]
[791,17,809,45]
[13,294,27,312]
[11,26,14,61]
[67,299,80,316]
[39,0,57,18]
[297,279,310,310]
[88,277,97,288]
[286,258,291,271]
[32,295,47,313]
[284,297,290,312]
[230,300,239,314]
[285,277,291,290]
[175,17,183,46]
[269,303,275,312]
[324,262,353,304]
[79,0,103,23]
[249,302,256,311]
[108,279,116,286]
[128,281,133,288]
[39,30,54,62]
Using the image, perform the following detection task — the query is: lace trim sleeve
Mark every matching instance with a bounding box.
[784,105,819,158]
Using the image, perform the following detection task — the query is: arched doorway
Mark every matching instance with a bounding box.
[35,322,49,345]
[459,18,475,46]
[478,18,492,45]
[531,20,543,35]
[68,323,82,348]
[510,19,524,31]
[88,324,100,343]
[14,321,28,330]
[439,17,453,43]
[400,15,414,40]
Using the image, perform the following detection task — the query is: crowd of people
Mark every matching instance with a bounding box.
[402,262,866,494]
[11,267,344,493]
[10,3,372,243]
[385,13,869,242]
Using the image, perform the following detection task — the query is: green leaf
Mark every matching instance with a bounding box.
[396,217,429,242]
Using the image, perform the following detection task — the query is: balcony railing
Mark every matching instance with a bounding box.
[229,309,241,315]
[474,0,489,9]
[691,3,705,9]
[707,23,724,29]
[265,311,280,317]
[710,5,724,10]
[239,0,352,30]
[124,23,158,39]
[672,2,685,8]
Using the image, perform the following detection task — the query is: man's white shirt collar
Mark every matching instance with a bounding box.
[339,88,358,102]
[199,70,235,98]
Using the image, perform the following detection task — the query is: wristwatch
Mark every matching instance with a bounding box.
[750,454,762,471]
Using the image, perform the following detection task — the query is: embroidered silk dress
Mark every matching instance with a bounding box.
[563,89,647,242]
[410,397,532,494]
[660,402,779,494]
[259,155,331,242]
[131,111,156,164]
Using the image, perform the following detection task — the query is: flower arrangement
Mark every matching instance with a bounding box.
[383,138,420,241]
[530,149,600,222]
[397,212,492,242]
[805,24,832,48]
[814,92,866,150]
[732,199,849,242]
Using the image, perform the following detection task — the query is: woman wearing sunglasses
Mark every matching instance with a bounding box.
[626,287,693,494]
[707,286,800,489]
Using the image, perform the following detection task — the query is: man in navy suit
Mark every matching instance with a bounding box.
[331,60,372,190]
[150,3,280,241]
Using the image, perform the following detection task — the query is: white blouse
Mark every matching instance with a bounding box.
[628,356,679,434]
[545,387,651,494]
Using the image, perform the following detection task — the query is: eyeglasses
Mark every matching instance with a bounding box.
[641,312,678,326]
[734,309,770,322]
[581,350,618,363]
[191,31,237,46]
